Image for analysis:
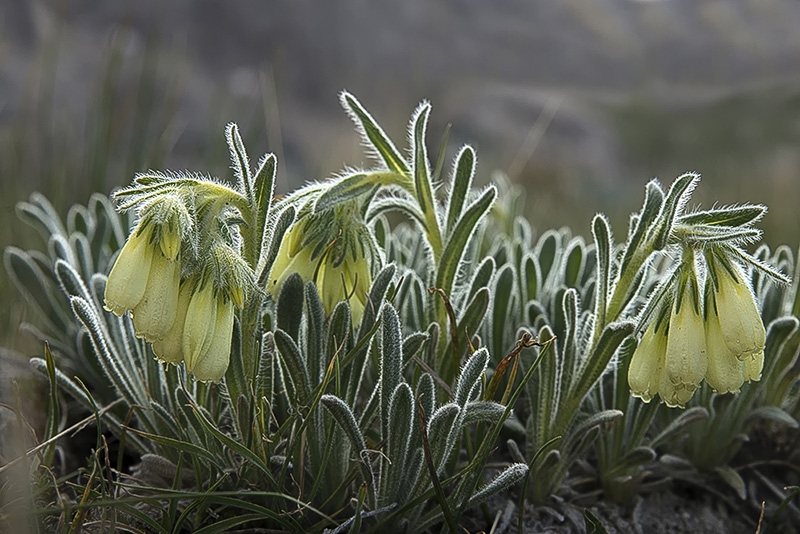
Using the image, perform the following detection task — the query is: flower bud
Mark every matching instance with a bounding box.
[628,321,666,403]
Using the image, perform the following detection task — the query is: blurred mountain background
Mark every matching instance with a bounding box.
[2,0,800,354]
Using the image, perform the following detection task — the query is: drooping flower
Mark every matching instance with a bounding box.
[104,223,156,316]
[268,201,377,324]
[703,253,765,393]
[629,265,708,408]
[152,277,196,366]
[182,279,218,375]
[131,248,181,341]
[661,273,707,407]
[712,258,766,360]
[104,196,188,339]
[628,319,667,403]
[187,295,235,382]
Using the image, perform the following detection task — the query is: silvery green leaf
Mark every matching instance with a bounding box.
[48,233,76,267]
[435,186,497,300]
[444,146,476,235]
[569,322,634,404]
[522,253,541,304]
[67,203,92,237]
[442,287,489,371]
[721,243,791,285]
[340,91,410,176]
[674,224,762,245]
[226,122,252,202]
[321,394,376,504]
[489,264,517,366]
[383,382,415,503]
[592,214,612,328]
[255,332,275,404]
[327,300,352,360]
[454,348,489,407]
[380,304,403,440]
[365,195,427,228]
[410,103,438,224]
[615,446,657,472]
[314,173,401,214]
[71,296,144,407]
[257,205,295,287]
[715,465,746,500]
[620,180,663,273]
[276,273,304,342]
[564,410,622,454]
[225,317,247,412]
[761,318,799,402]
[16,193,68,241]
[649,406,708,448]
[468,463,527,506]
[462,400,506,425]
[305,281,327,383]
[427,402,460,472]
[89,192,126,249]
[357,263,396,343]
[563,236,586,289]
[534,230,561,288]
[745,406,798,428]
[649,172,698,250]
[558,289,580,405]
[54,259,92,307]
[679,204,766,228]
[274,328,311,406]
[402,331,429,365]
[70,232,95,282]
[253,153,277,254]
[466,256,495,303]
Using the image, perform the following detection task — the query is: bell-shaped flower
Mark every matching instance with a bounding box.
[131,249,181,341]
[713,262,766,360]
[628,320,667,403]
[182,280,218,372]
[704,307,746,394]
[104,224,155,316]
[152,277,196,365]
[268,204,377,325]
[662,277,707,407]
[186,296,235,382]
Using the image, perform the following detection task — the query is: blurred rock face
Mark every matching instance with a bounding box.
[3,0,800,241]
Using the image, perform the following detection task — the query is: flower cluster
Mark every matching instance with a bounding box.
[628,249,766,407]
[268,200,378,324]
[104,183,250,382]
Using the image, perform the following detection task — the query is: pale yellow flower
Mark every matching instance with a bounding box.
[104,224,155,316]
[182,281,218,372]
[704,309,746,394]
[186,296,234,382]
[268,216,374,324]
[152,278,195,365]
[628,320,667,403]
[714,264,766,360]
[662,279,707,407]
[132,249,181,341]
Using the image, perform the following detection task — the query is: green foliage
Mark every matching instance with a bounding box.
[3,92,799,533]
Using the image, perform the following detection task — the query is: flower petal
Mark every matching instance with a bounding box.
[187,297,234,382]
[132,252,181,341]
[628,322,666,403]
